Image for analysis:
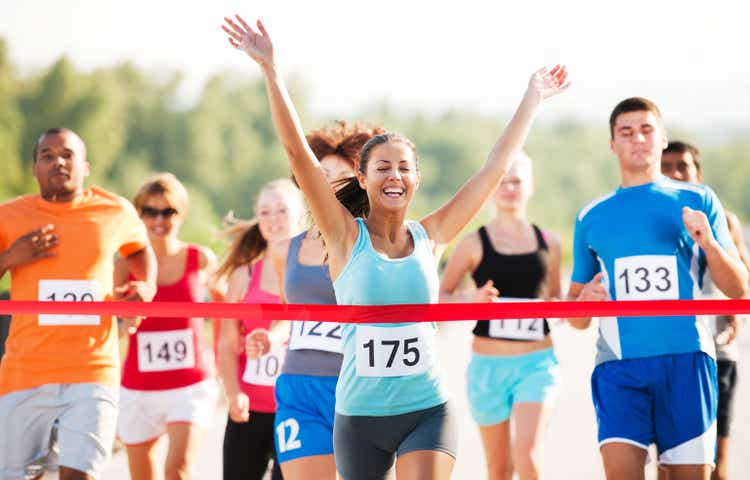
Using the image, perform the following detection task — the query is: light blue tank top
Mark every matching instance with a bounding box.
[333,218,447,416]
[281,231,343,376]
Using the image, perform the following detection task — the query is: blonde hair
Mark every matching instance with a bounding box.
[133,172,189,214]
[215,178,305,279]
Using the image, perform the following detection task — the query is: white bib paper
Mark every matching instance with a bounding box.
[614,255,679,300]
[488,297,546,341]
[137,328,196,372]
[355,324,433,377]
[288,320,343,353]
[38,279,102,325]
[243,348,286,386]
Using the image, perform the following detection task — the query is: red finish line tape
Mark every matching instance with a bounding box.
[1,299,750,323]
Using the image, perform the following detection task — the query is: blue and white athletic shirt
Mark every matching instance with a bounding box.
[571,176,736,365]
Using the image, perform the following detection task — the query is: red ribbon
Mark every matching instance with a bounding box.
[1,299,749,323]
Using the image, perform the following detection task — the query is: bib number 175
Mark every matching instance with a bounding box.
[355,324,431,377]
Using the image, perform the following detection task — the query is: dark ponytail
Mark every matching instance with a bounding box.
[334,177,369,218]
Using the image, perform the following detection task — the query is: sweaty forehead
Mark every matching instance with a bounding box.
[38,131,85,154]
[372,142,414,162]
[615,111,661,130]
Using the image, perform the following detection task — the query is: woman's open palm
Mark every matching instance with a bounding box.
[222,15,274,67]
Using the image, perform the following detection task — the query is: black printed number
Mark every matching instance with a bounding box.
[144,340,188,364]
[46,292,95,301]
[363,337,421,368]
[618,266,672,294]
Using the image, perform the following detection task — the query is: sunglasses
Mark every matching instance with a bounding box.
[140,206,179,218]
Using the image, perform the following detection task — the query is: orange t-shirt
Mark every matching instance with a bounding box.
[0,187,149,395]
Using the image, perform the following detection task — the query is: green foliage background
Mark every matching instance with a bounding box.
[2,38,748,291]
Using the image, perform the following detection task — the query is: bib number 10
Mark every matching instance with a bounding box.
[614,255,679,300]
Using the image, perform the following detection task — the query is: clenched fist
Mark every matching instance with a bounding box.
[682,207,715,250]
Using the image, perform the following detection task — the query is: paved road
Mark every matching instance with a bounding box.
[101,321,749,479]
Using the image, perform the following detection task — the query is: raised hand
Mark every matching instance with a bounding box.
[683,207,715,250]
[0,224,58,270]
[222,15,274,68]
[528,65,570,102]
[245,328,271,359]
[577,272,607,301]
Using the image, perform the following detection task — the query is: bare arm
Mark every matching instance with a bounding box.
[421,67,569,251]
[566,273,606,330]
[439,233,497,303]
[726,212,750,274]
[269,238,290,304]
[116,246,158,302]
[217,267,249,397]
[222,16,356,268]
[683,207,748,299]
[198,246,225,302]
[545,231,563,300]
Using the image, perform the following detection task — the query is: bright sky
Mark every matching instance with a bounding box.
[3,0,750,130]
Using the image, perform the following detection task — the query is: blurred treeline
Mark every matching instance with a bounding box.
[2,39,749,291]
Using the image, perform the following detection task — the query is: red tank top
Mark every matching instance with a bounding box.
[237,259,282,413]
[121,245,211,390]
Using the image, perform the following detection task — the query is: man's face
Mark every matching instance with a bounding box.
[661,150,701,183]
[33,131,89,199]
[610,110,668,174]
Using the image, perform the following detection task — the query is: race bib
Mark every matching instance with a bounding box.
[38,279,102,325]
[288,320,343,353]
[243,348,286,386]
[137,329,196,372]
[355,324,433,377]
[614,255,679,300]
[488,298,546,341]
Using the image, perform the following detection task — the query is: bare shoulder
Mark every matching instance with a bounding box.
[725,210,743,234]
[195,244,218,270]
[542,228,562,250]
[269,237,292,261]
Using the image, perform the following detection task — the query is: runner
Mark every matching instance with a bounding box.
[264,122,382,480]
[440,152,562,480]
[222,15,568,479]
[661,141,750,480]
[115,173,222,480]
[0,128,157,480]
[568,98,749,480]
[216,178,305,480]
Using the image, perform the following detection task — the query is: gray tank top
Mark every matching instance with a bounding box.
[281,231,343,376]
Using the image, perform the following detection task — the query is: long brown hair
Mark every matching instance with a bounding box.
[215,179,304,279]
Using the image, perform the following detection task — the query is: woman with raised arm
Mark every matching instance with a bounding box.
[222,14,569,480]
[440,153,563,480]
[253,122,384,480]
[216,178,305,480]
[115,173,222,480]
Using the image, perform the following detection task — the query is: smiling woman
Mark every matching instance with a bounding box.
[221,13,568,480]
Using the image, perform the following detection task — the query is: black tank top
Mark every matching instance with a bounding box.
[471,224,551,339]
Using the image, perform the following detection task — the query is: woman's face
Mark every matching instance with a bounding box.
[493,159,533,212]
[139,194,183,241]
[358,142,420,214]
[256,188,301,243]
[320,154,354,186]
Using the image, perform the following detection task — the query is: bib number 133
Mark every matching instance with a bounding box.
[614,255,679,300]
